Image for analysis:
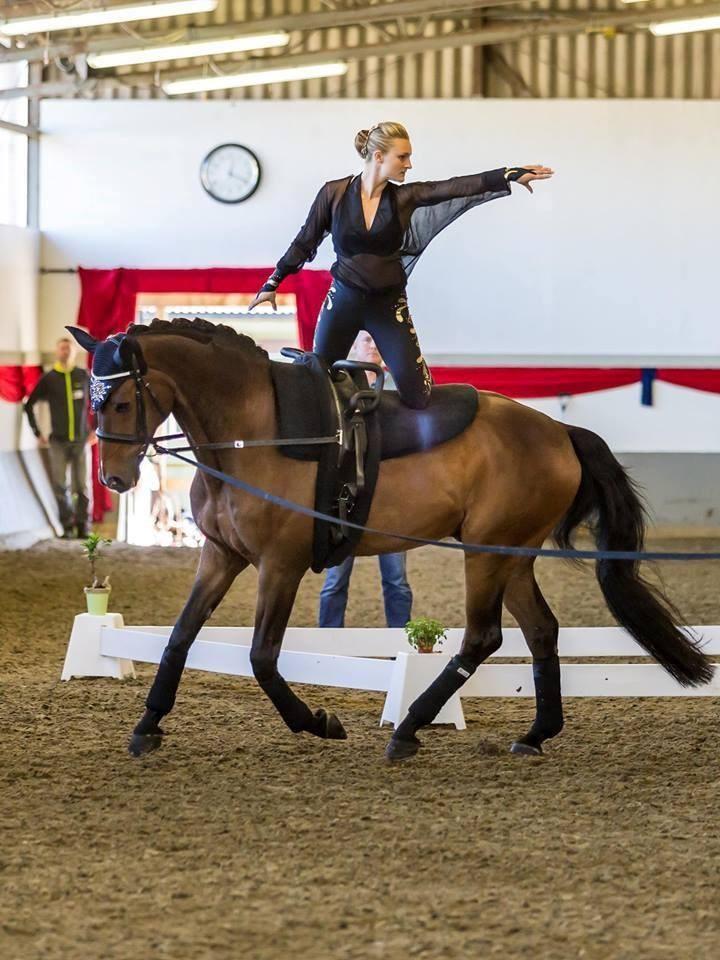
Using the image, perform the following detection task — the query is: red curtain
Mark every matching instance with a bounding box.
[657,369,720,394]
[429,366,643,398]
[77,266,331,349]
[0,365,42,403]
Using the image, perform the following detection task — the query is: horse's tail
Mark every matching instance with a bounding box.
[554,425,713,687]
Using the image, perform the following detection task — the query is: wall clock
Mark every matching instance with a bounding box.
[200,143,261,204]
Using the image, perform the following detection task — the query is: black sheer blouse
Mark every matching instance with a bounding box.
[263,167,511,295]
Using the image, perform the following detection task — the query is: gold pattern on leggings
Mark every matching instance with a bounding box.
[395,296,431,399]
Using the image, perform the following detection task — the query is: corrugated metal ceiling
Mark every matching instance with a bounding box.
[1,0,719,98]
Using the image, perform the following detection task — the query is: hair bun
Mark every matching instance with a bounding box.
[354,128,371,159]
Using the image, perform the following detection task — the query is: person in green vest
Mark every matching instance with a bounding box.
[24,336,96,539]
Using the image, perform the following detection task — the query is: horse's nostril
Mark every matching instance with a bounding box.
[105,475,128,492]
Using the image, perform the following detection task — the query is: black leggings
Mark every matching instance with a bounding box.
[313,280,432,409]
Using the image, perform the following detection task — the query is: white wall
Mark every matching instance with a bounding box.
[37,99,720,457]
[0,223,39,363]
[0,224,55,547]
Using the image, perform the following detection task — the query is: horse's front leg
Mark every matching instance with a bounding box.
[250,561,347,741]
[129,539,248,757]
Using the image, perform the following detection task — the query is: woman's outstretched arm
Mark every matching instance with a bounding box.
[399,168,509,208]
[399,164,553,210]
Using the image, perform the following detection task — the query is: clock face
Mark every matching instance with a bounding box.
[200,143,261,204]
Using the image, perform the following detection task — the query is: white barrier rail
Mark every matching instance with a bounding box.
[61,616,720,731]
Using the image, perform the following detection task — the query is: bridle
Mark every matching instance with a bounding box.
[94,356,170,452]
[93,351,345,456]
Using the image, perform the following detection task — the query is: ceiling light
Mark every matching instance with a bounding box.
[163,62,348,95]
[0,1,218,37]
[649,15,720,36]
[87,33,289,69]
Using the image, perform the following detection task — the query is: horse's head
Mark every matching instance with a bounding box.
[67,326,174,492]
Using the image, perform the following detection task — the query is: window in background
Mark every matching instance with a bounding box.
[0,61,29,227]
[135,291,299,356]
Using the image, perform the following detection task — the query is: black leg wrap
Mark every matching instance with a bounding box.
[524,654,564,748]
[395,655,476,740]
[146,646,190,716]
[133,708,164,736]
[258,673,315,733]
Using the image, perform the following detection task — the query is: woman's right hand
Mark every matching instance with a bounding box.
[248,290,277,312]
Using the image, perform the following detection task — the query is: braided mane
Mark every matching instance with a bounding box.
[127,317,269,360]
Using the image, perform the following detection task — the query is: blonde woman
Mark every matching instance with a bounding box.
[250,121,552,408]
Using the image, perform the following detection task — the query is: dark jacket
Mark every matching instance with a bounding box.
[24,365,92,442]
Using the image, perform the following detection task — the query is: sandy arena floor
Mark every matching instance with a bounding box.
[2,536,719,960]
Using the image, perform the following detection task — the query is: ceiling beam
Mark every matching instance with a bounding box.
[0,0,526,64]
[485,47,535,97]
[0,116,39,137]
[0,79,95,99]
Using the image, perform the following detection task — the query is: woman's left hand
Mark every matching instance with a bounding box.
[515,164,554,194]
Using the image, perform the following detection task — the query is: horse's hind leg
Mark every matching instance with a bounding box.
[503,560,563,757]
[129,539,248,757]
[385,553,515,762]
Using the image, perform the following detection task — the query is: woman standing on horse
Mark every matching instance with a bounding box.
[249,121,553,409]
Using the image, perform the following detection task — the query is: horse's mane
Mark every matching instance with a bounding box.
[127,317,269,360]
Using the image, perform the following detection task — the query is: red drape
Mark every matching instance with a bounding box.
[77,266,331,349]
[429,366,643,398]
[657,369,720,393]
[0,365,42,402]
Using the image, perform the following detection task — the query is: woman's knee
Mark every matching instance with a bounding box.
[398,381,431,409]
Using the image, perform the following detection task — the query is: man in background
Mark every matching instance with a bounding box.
[318,331,413,628]
[24,336,95,539]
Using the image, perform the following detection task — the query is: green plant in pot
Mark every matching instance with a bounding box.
[404,616,447,654]
[82,533,113,615]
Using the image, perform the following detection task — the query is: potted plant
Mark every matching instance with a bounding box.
[404,616,447,654]
[82,533,113,615]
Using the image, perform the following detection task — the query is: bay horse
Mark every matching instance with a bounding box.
[69,319,713,762]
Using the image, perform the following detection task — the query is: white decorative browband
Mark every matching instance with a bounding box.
[90,370,132,411]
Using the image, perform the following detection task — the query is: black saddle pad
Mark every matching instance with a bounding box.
[270,360,478,464]
[378,385,478,460]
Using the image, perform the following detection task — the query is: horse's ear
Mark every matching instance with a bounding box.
[65,326,98,353]
[115,336,148,375]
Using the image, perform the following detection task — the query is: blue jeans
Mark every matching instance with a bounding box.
[318,553,413,628]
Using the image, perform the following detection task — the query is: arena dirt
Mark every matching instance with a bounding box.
[2,537,719,960]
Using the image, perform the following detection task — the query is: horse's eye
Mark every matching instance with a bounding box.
[114,402,131,413]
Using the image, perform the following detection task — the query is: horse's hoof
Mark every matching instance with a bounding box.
[311,708,347,740]
[128,730,164,757]
[325,712,348,740]
[510,740,543,757]
[385,735,421,763]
